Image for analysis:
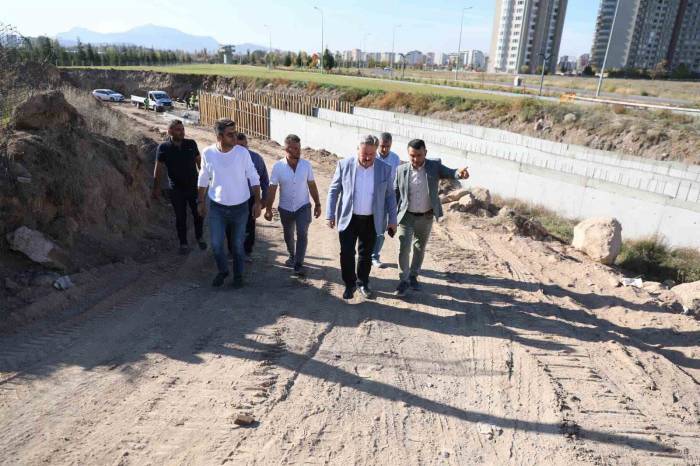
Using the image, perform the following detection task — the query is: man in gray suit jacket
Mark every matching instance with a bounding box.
[394,139,469,297]
[326,134,398,300]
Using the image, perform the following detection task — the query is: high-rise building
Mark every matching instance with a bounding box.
[488,0,568,74]
[426,52,436,66]
[405,50,425,66]
[590,0,700,72]
[577,53,590,71]
[467,50,486,69]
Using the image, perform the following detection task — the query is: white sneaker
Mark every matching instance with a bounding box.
[372,258,383,268]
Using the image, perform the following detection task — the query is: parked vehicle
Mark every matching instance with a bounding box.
[130,91,173,112]
[92,89,125,102]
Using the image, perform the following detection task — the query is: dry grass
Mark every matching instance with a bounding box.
[491,195,578,243]
[616,237,700,284]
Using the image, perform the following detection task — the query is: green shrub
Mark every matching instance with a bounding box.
[616,237,700,283]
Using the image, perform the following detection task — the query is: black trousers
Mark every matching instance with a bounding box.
[169,187,203,245]
[227,199,256,255]
[339,214,377,288]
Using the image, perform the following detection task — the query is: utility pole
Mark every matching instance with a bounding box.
[314,6,324,73]
[596,0,620,97]
[455,6,473,81]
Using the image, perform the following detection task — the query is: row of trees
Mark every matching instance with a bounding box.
[5,35,211,66]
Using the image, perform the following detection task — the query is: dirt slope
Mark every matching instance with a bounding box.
[0,106,698,465]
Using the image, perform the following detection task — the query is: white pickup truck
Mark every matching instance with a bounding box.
[130,91,173,112]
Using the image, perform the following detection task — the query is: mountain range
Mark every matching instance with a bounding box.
[56,24,267,54]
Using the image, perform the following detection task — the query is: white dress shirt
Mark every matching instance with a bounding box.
[270,158,315,212]
[353,161,375,215]
[197,144,260,206]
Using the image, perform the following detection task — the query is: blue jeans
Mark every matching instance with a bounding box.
[209,200,249,277]
[371,233,385,261]
[278,204,312,267]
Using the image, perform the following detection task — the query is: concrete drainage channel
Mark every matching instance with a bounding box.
[269,106,700,248]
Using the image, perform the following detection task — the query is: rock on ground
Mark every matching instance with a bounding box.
[572,217,622,265]
[671,281,700,315]
[6,226,71,270]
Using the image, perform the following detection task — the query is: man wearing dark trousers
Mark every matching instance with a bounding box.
[393,139,470,296]
[152,119,206,254]
[227,133,269,263]
[326,134,398,300]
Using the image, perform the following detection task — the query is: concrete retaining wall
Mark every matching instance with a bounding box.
[270,108,700,248]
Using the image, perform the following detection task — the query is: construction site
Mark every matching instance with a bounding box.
[1,40,700,466]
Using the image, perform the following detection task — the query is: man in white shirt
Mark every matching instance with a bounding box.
[326,134,398,300]
[372,132,401,269]
[197,119,262,288]
[264,134,322,276]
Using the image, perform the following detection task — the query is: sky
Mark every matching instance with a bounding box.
[4,0,597,58]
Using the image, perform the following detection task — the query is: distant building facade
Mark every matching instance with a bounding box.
[489,0,568,74]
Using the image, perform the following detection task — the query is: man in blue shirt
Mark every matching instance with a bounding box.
[372,132,401,268]
[227,133,269,262]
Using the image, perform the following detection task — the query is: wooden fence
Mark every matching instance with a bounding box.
[198,92,270,139]
[228,89,353,115]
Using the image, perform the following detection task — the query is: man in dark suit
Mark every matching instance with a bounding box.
[326,134,398,300]
[394,139,469,296]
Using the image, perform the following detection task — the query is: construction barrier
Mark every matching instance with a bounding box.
[198,92,270,139]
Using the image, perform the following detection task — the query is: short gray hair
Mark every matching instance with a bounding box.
[214,118,236,137]
[284,134,301,145]
[359,134,379,147]
[379,132,392,143]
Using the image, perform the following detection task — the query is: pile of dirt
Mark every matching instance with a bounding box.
[1,90,172,313]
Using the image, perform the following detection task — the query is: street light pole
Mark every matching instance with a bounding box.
[264,24,272,70]
[596,0,620,97]
[314,6,324,73]
[391,24,400,78]
[361,32,371,71]
[455,6,473,81]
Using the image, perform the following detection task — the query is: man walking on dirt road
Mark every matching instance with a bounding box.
[394,139,469,297]
[264,134,322,277]
[371,132,401,269]
[231,133,269,263]
[197,119,262,288]
[152,119,207,255]
[326,134,398,300]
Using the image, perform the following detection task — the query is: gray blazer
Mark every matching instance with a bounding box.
[326,156,398,233]
[394,158,459,223]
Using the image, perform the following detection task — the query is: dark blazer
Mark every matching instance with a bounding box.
[394,158,459,223]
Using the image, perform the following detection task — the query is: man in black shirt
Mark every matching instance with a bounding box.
[152,119,207,254]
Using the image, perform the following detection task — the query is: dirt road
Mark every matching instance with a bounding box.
[1,106,698,465]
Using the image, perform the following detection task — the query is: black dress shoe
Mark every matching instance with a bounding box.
[409,276,421,290]
[198,240,208,251]
[395,281,410,297]
[212,272,229,287]
[342,286,356,300]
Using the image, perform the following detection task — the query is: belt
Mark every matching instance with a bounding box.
[352,214,373,219]
[408,210,433,217]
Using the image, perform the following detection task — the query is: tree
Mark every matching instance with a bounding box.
[295,50,303,67]
[323,48,334,70]
[651,60,668,80]
[671,63,693,80]
[582,65,594,77]
[284,52,292,67]
[76,38,87,65]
